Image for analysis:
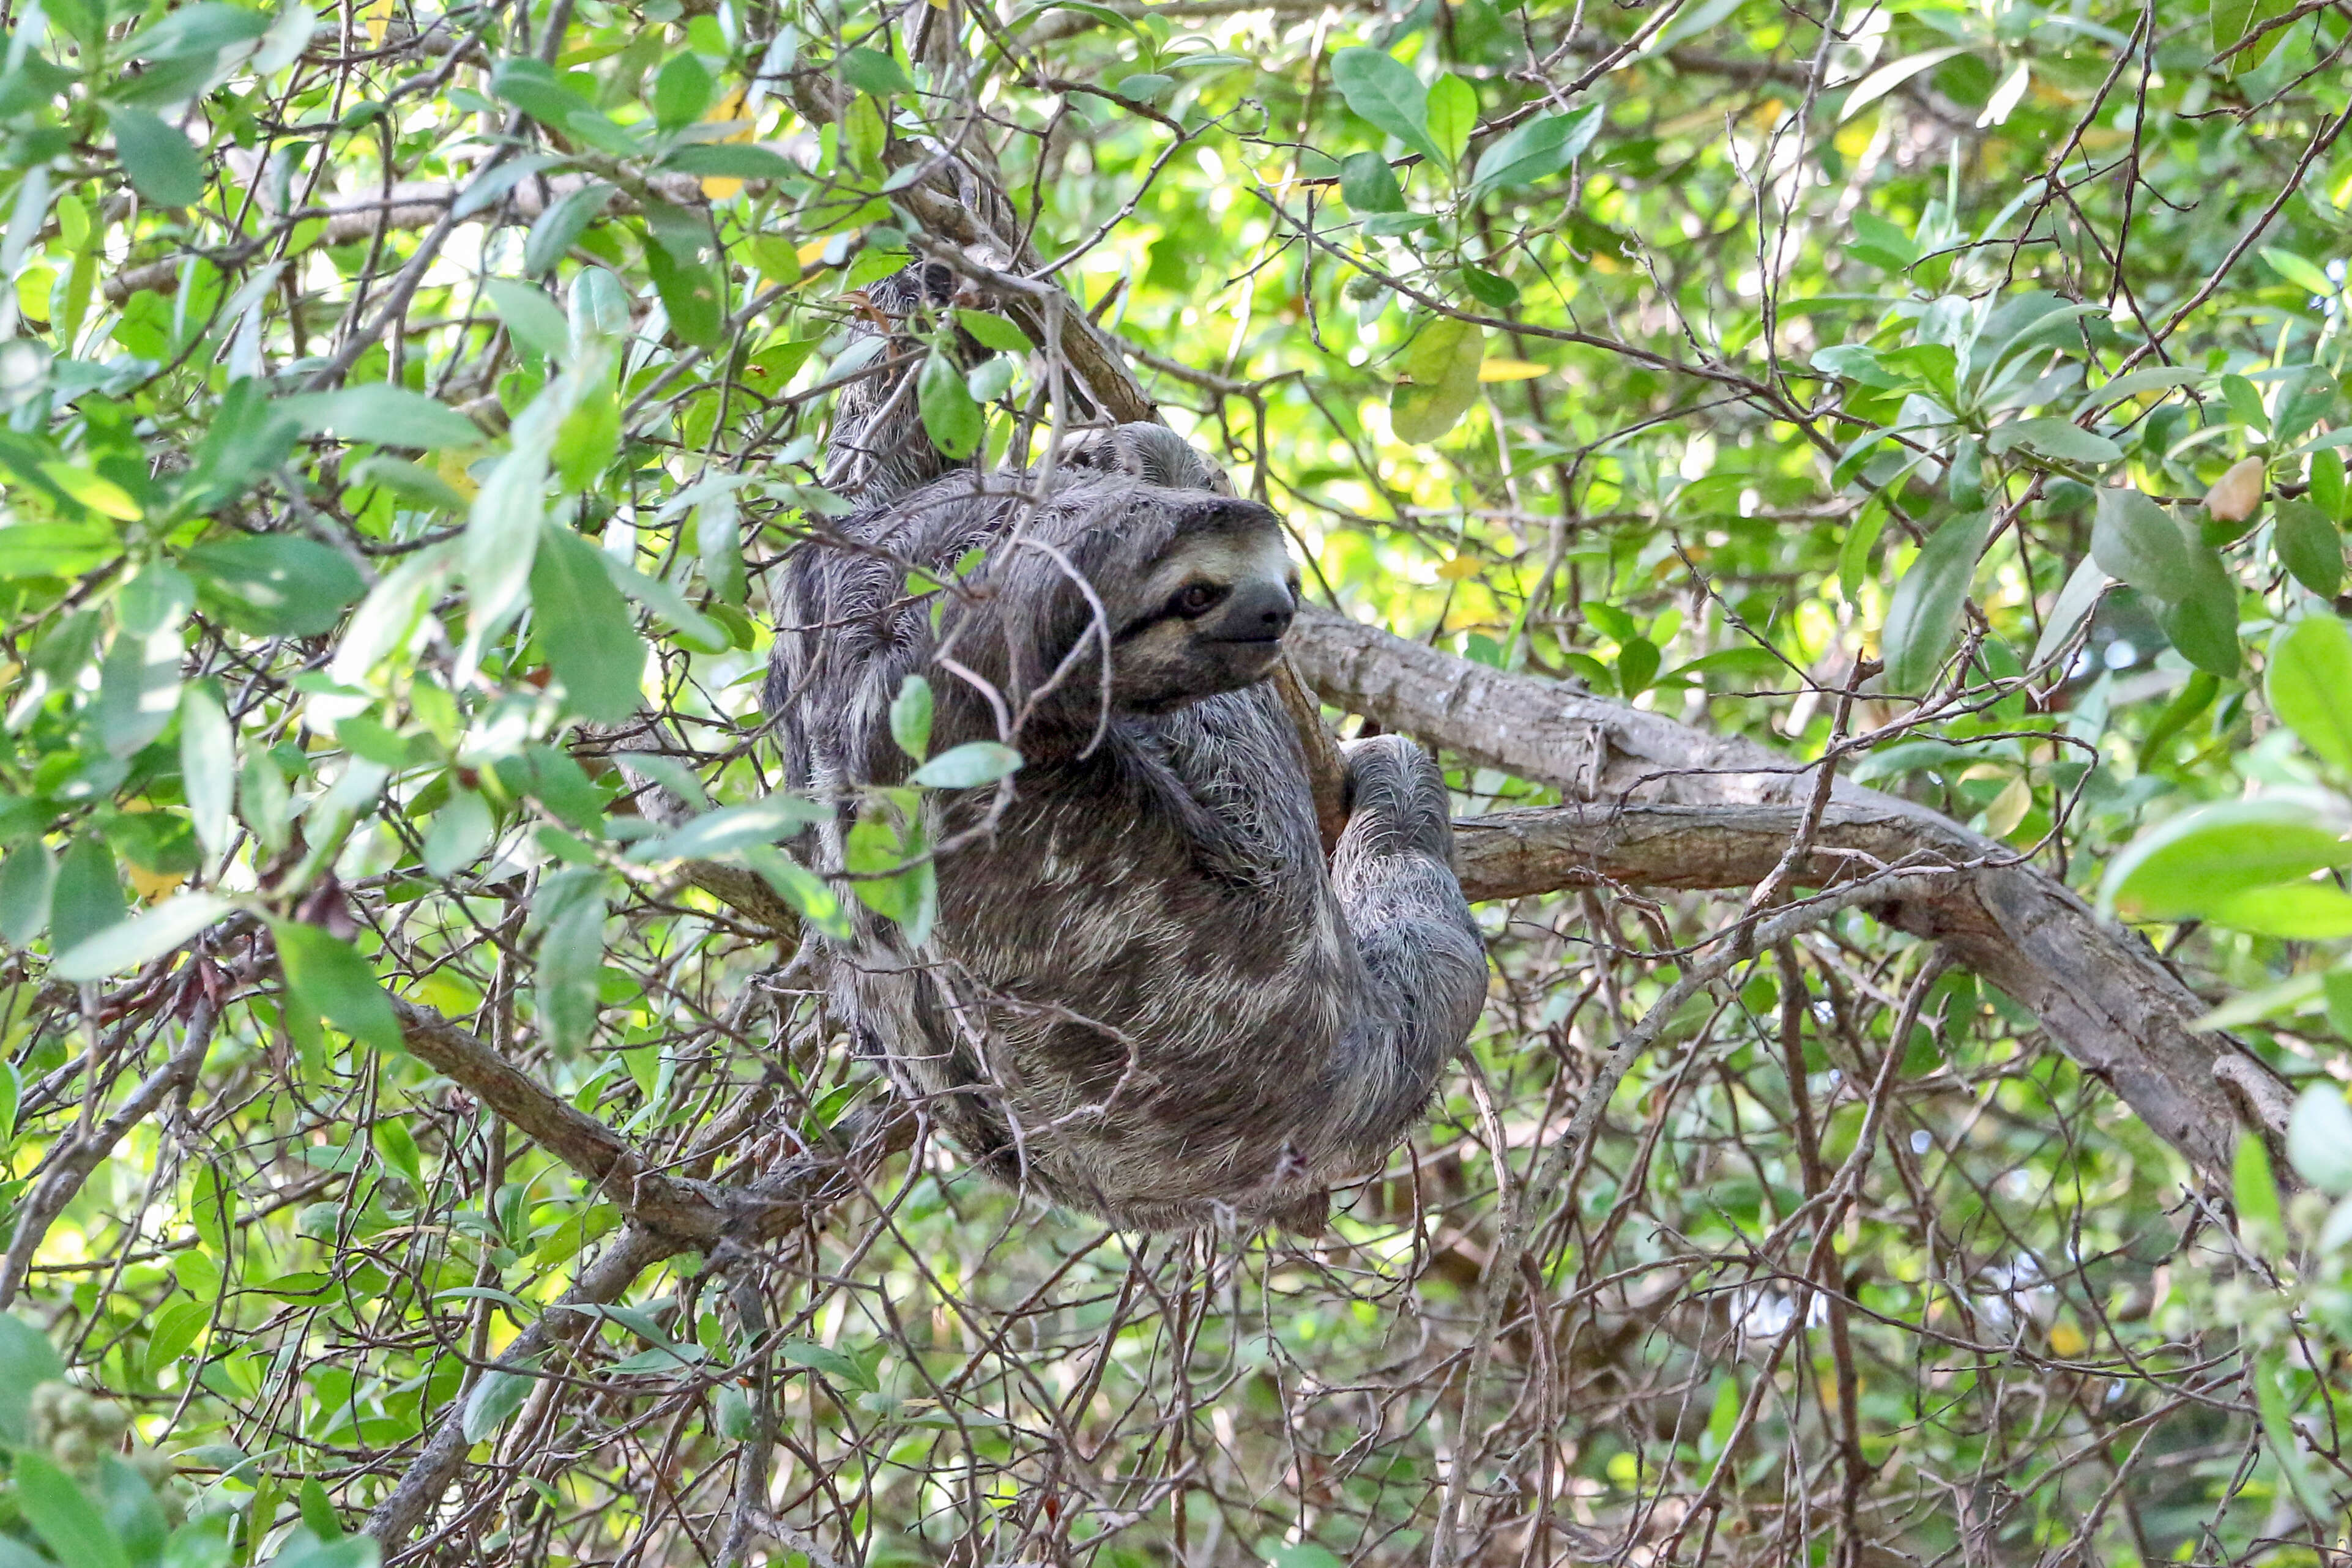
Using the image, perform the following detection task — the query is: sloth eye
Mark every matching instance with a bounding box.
[1172,582,1226,617]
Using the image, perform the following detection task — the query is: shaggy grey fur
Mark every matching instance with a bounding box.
[769,431,1487,1231]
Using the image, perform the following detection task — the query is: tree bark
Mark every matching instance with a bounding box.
[1292,606,2274,1183]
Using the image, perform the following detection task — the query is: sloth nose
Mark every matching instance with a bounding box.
[1208,579,1296,643]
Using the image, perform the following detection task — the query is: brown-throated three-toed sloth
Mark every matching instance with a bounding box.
[768,422,1487,1232]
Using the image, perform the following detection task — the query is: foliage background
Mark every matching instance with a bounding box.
[2,0,2352,1559]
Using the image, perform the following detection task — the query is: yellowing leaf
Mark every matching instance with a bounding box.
[39,464,141,521]
[700,89,755,199]
[434,450,480,502]
[1436,556,1484,581]
[1478,360,1547,381]
[1982,775,2032,839]
[2205,455,2265,522]
[1392,321,1486,444]
[363,0,393,45]
[124,863,185,904]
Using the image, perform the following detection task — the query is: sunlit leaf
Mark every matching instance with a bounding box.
[1330,48,1443,168]
[1880,510,1990,693]
[2101,798,2352,920]
[2267,613,2352,770]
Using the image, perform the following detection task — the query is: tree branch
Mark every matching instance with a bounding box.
[0,998,219,1309]
[1295,608,2269,1183]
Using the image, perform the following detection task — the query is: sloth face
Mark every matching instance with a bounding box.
[1107,495,1299,713]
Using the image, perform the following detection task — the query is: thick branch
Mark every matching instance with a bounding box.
[1293,608,2269,1183]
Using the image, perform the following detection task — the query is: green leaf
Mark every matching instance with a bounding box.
[532,869,609,1050]
[525,182,615,275]
[2090,486,2196,603]
[1391,319,1485,444]
[661,144,795,179]
[918,348,983,459]
[1880,510,1990,692]
[461,1364,538,1441]
[650,50,715,128]
[108,107,205,207]
[742,845,852,938]
[95,623,182,759]
[2201,880,2352,937]
[180,683,236,861]
[54,892,231,981]
[2272,499,2343,596]
[297,1476,343,1542]
[274,920,405,1058]
[2274,366,2336,448]
[146,1298,210,1375]
[0,522,121,580]
[636,795,829,860]
[284,384,483,451]
[496,745,606,833]
[600,554,729,653]
[910,741,1022,789]
[1267,1545,1347,1568]
[1426,74,1476,168]
[15,1451,129,1568]
[530,525,647,723]
[346,455,471,515]
[777,1337,871,1388]
[0,1313,66,1443]
[2311,448,2348,522]
[2287,1085,2352,1195]
[2101,799,2352,920]
[1984,417,2121,466]
[1470,104,1603,199]
[713,1385,758,1440]
[2263,247,2337,296]
[51,833,127,954]
[1838,47,1967,122]
[373,1116,425,1188]
[0,839,57,946]
[185,535,366,637]
[954,309,1032,354]
[2154,544,2241,678]
[2267,613,2352,770]
[695,489,745,606]
[2222,372,2269,434]
[242,750,291,854]
[423,788,494,878]
[483,278,572,362]
[2030,555,2109,671]
[1836,499,1888,603]
[2235,1128,2282,1234]
[891,675,934,761]
[1339,150,1404,213]
[2252,1350,2332,1520]
[1459,266,1517,309]
[177,378,302,514]
[846,811,936,940]
[836,45,914,95]
[2214,0,2296,74]
[1330,48,1443,168]
[643,221,727,349]
[489,57,597,126]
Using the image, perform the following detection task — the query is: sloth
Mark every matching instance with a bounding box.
[768,420,1488,1231]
